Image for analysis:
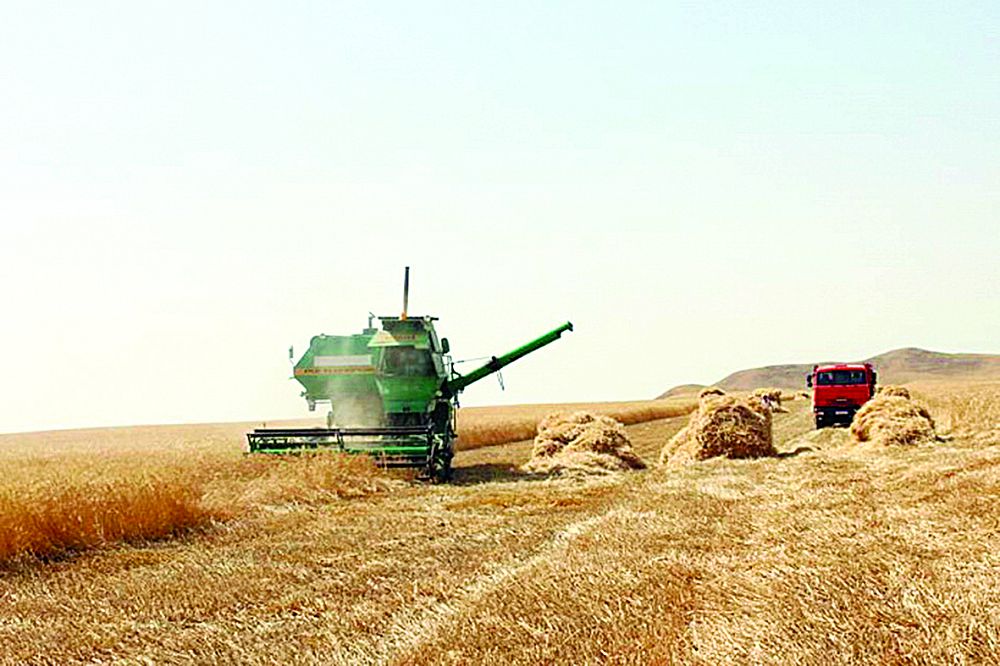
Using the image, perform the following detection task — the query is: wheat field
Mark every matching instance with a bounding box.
[0,399,696,566]
[455,397,697,448]
[0,385,997,664]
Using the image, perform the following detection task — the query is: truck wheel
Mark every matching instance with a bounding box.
[815,415,825,429]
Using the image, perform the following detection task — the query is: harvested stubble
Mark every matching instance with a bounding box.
[849,394,937,447]
[660,393,776,465]
[522,411,646,475]
[201,452,397,515]
[784,426,852,450]
[877,385,911,399]
[4,386,1000,664]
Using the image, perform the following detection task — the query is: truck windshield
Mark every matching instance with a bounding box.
[380,347,434,377]
[816,370,868,385]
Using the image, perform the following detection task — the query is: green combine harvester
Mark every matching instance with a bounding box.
[247,268,573,481]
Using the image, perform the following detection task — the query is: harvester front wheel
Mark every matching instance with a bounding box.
[426,446,453,483]
[430,455,452,483]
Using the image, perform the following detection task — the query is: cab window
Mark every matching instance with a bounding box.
[816,370,868,385]
[380,347,433,377]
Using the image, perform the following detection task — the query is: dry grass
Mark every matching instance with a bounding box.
[200,452,398,516]
[455,397,697,449]
[0,399,695,566]
[877,384,912,398]
[0,386,998,663]
[392,400,1000,665]
[0,458,211,564]
[913,380,1000,444]
[0,400,695,566]
[0,427,394,566]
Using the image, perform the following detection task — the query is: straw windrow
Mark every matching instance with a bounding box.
[849,393,937,447]
[523,411,646,475]
[661,392,776,465]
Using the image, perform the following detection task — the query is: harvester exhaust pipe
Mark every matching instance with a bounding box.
[401,266,410,320]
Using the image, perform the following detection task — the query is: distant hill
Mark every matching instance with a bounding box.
[658,348,1000,398]
[658,383,707,399]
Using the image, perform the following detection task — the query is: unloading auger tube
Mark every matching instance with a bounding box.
[246,320,573,482]
[442,321,573,397]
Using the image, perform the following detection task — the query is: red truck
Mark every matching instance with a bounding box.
[806,363,877,429]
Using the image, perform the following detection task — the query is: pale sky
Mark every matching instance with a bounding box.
[1,1,998,433]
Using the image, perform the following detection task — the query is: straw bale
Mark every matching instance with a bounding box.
[877,385,911,399]
[699,386,727,401]
[661,395,776,465]
[523,411,646,475]
[658,424,694,464]
[849,395,936,447]
[751,387,783,403]
[751,387,788,413]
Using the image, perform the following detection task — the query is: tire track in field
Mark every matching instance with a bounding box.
[355,509,615,665]
[371,404,821,665]
[330,414,699,665]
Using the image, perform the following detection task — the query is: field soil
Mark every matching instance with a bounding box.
[1,385,998,664]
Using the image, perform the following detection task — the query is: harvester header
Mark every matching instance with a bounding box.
[247,269,572,481]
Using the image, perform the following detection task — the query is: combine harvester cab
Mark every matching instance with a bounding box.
[806,362,877,428]
[247,268,573,481]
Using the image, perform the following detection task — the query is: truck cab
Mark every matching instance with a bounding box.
[806,363,877,428]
